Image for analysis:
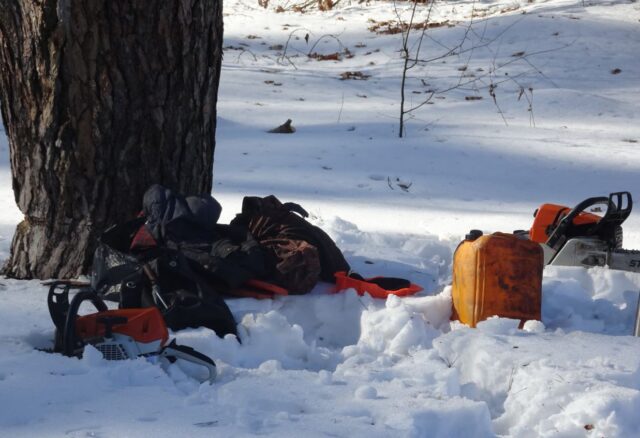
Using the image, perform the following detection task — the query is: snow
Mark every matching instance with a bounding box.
[1,0,640,436]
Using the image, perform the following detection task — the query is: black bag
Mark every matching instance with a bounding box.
[230,195,351,292]
[139,185,270,290]
[91,219,238,338]
[176,224,271,290]
[142,184,222,245]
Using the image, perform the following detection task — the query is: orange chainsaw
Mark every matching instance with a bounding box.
[527,191,640,336]
[528,192,635,270]
[47,281,217,382]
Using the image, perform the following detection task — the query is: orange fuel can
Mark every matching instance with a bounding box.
[451,231,543,327]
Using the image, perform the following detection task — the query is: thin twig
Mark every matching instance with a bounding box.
[307,33,345,56]
[235,48,258,63]
[278,27,313,68]
[405,42,573,114]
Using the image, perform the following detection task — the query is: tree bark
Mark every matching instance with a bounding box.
[0,0,223,279]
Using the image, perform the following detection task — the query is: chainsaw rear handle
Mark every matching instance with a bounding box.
[63,289,109,357]
[47,281,96,332]
[161,340,217,383]
[48,282,73,333]
[546,192,632,251]
[603,191,633,224]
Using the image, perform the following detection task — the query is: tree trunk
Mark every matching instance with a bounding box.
[0,0,223,279]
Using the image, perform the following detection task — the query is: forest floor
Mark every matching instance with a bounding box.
[1,0,640,436]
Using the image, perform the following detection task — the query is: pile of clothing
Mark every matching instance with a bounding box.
[91,185,351,338]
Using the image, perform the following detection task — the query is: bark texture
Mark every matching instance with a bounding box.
[0,0,223,279]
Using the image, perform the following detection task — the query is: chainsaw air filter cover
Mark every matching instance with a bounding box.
[75,307,169,359]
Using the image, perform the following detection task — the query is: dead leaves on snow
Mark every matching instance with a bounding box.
[387,177,412,193]
[367,18,452,35]
[308,48,354,61]
[339,71,370,80]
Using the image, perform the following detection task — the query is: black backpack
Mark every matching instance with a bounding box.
[91,218,238,338]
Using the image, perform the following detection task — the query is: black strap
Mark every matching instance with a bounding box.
[349,272,411,291]
[282,202,309,218]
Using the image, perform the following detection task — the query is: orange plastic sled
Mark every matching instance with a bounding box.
[225,279,289,299]
[334,271,423,299]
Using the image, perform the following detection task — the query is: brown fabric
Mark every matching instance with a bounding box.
[262,238,321,294]
[231,196,351,288]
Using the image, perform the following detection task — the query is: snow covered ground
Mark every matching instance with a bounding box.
[1,0,639,436]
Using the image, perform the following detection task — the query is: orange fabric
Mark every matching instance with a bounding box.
[451,233,543,328]
[244,279,289,296]
[226,279,290,299]
[75,307,169,345]
[333,271,422,299]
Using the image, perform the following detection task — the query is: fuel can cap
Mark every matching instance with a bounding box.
[465,229,483,241]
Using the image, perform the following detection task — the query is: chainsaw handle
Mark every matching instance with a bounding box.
[47,283,72,333]
[547,192,633,251]
[63,289,109,357]
[601,192,633,224]
[161,340,217,383]
[546,196,610,250]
